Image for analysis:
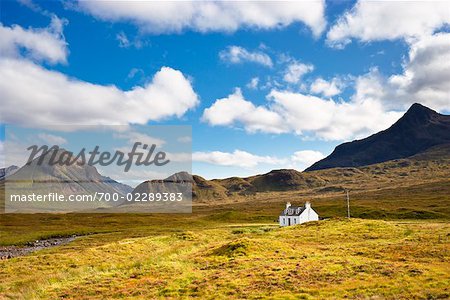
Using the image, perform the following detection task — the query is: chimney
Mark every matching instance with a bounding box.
[305,201,311,209]
[286,202,291,209]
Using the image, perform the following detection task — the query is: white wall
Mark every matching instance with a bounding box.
[300,207,319,223]
[279,206,319,226]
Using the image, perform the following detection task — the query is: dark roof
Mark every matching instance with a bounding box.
[280,206,306,216]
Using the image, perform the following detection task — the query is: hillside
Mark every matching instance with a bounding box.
[1,217,448,299]
[205,144,449,195]
[306,103,450,171]
[128,143,448,209]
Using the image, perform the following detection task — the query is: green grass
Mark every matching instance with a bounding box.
[0,218,448,299]
[1,176,449,299]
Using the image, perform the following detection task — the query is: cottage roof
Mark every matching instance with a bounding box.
[280,206,306,216]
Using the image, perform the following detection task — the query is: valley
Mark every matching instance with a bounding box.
[0,103,449,299]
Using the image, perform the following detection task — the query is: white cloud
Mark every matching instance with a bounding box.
[0,21,199,129]
[342,35,450,113]
[246,77,259,90]
[0,16,68,64]
[283,62,314,84]
[290,150,325,169]
[310,77,342,97]
[324,1,450,112]
[268,90,402,140]
[0,58,199,128]
[165,152,192,163]
[193,148,325,171]
[78,1,327,37]
[37,133,67,145]
[193,149,284,168]
[219,46,273,67]
[327,1,450,47]
[202,88,287,134]
[202,87,403,141]
[204,31,450,141]
[387,33,450,111]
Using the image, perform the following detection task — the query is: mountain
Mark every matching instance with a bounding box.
[95,140,450,215]
[306,103,450,171]
[99,175,133,195]
[130,169,327,202]
[8,149,132,195]
[131,171,193,196]
[2,148,133,211]
[130,172,228,202]
[243,169,326,192]
[0,165,19,180]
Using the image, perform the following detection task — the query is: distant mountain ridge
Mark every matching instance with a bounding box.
[0,165,19,180]
[306,103,450,171]
[130,141,449,203]
[2,149,133,207]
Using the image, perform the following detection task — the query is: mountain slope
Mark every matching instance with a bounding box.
[306,103,450,171]
[130,172,229,202]
[7,149,133,196]
[1,149,133,211]
[0,165,19,180]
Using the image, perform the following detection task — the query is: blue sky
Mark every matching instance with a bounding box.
[1,0,449,179]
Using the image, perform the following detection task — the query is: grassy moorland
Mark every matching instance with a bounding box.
[1,176,449,247]
[1,179,450,299]
[0,216,448,299]
[1,146,449,299]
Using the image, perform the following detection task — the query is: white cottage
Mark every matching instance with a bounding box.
[279,202,319,226]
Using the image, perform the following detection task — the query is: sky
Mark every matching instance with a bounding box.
[0,0,449,180]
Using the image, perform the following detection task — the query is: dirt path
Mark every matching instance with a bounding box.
[0,236,76,259]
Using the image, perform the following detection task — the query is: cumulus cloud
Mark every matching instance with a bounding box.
[0,16,68,64]
[291,150,325,168]
[193,149,284,168]
[283,62,314,84]
[77,1,327,37]
[267,90,402,140]
[204,31,450,140]
[0,59,199,128]
[325,1,450,112]
[193,149,325,171]
[327,1,450,47]
[219,46,273,67]
[310,77,342,97]
[387,33,450,111]
[202,88,287,134]
[202,87,402,141]
[0,20,199,129]
[341,35,450,113]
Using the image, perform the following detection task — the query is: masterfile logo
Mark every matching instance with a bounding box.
[3,125,192,213]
